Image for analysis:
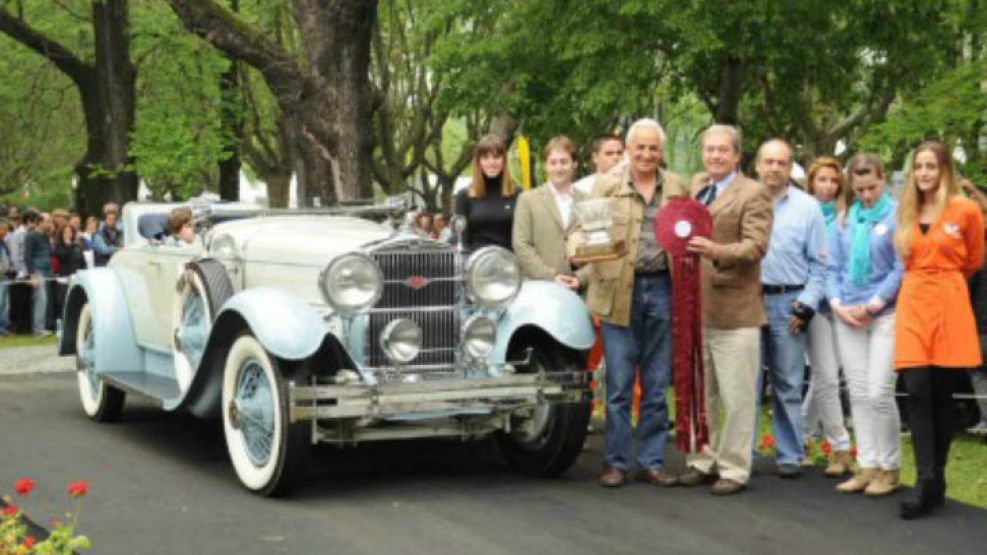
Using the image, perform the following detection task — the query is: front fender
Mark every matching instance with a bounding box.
[59,269,142,374]
[492,280,595,362]
[214,287,328,360]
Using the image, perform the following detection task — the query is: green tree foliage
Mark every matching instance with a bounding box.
[129,4,232,200]
[0,36,83,208]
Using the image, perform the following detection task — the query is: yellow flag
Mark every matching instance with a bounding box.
[517,135,531,191]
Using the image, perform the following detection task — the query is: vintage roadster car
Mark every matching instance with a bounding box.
[59,201,594,496]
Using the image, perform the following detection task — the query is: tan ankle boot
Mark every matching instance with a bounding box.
[825,451,853,478]
[836,467,876,493]
[864,469,900,496]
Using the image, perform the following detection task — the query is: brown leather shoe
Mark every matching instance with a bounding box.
[599,467,627,488]
[639,467,679,487]
[711,478,746,496]
[678,468,717,487]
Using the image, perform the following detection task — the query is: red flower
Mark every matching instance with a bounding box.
[821,441,832,456]
[850,445,858,459]
[66,480,89,498]
[14,477,34,496]
[22,535,36,549]
[4,504,17,516]
[760,434,775,447]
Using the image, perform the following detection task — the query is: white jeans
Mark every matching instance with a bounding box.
[834,313,901,470]
[803,313,851,451]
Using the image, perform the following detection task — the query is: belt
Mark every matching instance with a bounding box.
[762,284,804,295]
[635,270,669,278]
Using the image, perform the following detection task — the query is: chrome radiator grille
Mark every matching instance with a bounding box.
[368,247,458,367]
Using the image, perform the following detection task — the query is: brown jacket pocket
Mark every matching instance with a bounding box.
[587,278,617,317]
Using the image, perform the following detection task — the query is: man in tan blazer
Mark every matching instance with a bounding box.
[679,124,774,495]
[577,119,690,488]
[513,136,584,289]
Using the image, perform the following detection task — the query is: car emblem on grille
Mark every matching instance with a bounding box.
[405,275,429,290]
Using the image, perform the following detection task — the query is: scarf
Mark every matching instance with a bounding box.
[819,200,837,233]
[847,193,892,286]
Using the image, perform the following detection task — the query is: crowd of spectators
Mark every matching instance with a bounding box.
[0,202,123,336]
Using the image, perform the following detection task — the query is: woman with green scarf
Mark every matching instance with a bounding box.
[802,156,854,478]
[826,153,904,497]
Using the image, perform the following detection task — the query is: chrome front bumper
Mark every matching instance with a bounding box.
[287,371,589,422]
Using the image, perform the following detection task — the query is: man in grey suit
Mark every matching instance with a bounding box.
[513,136,584,290]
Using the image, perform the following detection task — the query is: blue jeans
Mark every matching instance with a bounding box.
[32,274,48,335]
[0,278,8,333]
[755,290,807,466]
[600,274,673,471]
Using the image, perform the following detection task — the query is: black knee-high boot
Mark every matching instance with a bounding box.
[930,368,963,507]
[901,367,938,519]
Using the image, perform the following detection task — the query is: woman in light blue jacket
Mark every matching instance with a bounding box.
[827,154,903,496]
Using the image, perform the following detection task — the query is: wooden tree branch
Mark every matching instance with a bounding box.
[166,0,304,102]
[0,7,93,86]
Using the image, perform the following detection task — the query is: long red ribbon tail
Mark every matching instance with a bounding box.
[671,254,709,453]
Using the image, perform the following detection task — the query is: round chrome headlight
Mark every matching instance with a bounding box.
[320,253,383,313]
[380,318,422,364]
[465,246,522,307]
[462,315,496,359]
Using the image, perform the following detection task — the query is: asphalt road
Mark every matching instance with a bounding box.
[1,369,985,555]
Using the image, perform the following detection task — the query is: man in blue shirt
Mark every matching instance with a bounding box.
[93,202,124,267]
[755,139,827,477]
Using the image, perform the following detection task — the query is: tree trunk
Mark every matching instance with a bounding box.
[0,2,138,218]
[90,0,138,211]
[266,172,291,208]
[715,57,743,125]
[168,0,376,206]
[217,0,243,202]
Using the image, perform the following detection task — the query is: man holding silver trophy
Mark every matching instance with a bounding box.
[572,118,690,488]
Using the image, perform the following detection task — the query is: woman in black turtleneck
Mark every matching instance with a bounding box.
[455,134,519,252]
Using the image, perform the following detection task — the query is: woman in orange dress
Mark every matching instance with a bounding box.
[893,140,985,519]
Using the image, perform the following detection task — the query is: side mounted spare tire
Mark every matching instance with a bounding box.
[172,259,234,394]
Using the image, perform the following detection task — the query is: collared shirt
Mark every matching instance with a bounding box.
[761,185,828,308]
[573,174,599,196]
[699,171,738,205]
[548,181,574,229]
[826,200,903,311]
[631,172,667,273]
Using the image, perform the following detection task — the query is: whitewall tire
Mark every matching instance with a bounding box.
[221,333,308,497]
[75,303,125,422]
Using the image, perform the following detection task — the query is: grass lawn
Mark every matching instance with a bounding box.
[0,333,57,350]
[754,405,987,508]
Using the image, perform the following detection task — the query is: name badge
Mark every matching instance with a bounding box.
[874,223,888,236]
[944,223,961,238]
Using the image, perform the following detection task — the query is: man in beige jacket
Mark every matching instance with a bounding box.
[579,119,690,488]
[679,124,774,495]
[513,136,584,289]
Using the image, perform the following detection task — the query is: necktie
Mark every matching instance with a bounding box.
[700,183,718,206]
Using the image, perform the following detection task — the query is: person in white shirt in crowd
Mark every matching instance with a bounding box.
[573,134,625,195]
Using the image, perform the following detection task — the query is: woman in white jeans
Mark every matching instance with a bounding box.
[827,154,904,496]
[801,157,853,476]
